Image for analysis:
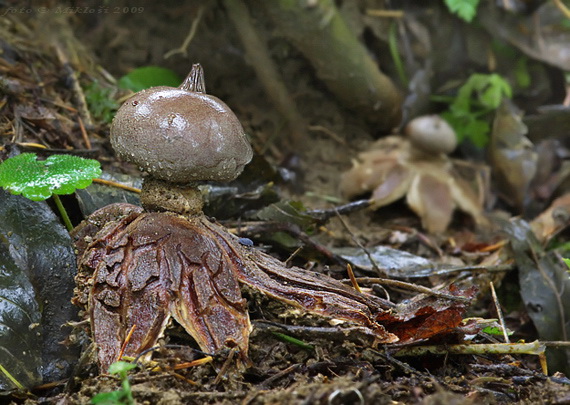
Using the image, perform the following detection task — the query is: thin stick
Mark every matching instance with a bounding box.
[393,340,545,358]
[333,209,383,275]
[308,125,347,145]
[553,0,570,18]
[351,277,472,303]
[0,364,25,390]
[54,43,93,126]
[213,347,238,385]
[259,364,301,388]
[284,246,303,266]
[118,324,137,362]
[92,178,141,193]
[172,356,213,370]
[490,281,509,343]
[77,116,91,150]
[164,7,205,59]
[346,263,362,293]
[366,9,404,18]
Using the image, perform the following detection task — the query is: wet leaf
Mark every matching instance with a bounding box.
[256,200,315,229]
[0,153,102,201]
[332,246,434,278]
[488,100,537,212]
[0,190,78,390]
[0,234,41,390]
[202,155,281,219]
[530,193,570,243]
[378,284,477,342]
[504,218,570,373]
[118,66,181,92]
[480,2,570,71]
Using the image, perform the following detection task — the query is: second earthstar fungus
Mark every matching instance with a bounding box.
[340,115,488,233]
[72,65,476,372]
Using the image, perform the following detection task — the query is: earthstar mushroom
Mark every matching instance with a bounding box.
[111,64,253,215]
[111,64,253,184]
[73,64,433,372]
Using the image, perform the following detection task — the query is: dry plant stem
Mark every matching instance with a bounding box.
[54,43,93,127]
[77,116,91,149]
[163,6,205,59]
[352,277,472,303]
[92,178,141,194]
[259,364,301,388]
[333,208,384,275]
[489,281,510,343]
[224,0,306,147]
[393,341,547,374]
[261,0,402,131]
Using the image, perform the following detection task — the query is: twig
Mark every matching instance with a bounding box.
[308,125,347,145]
[333,208,384,276]
[92,178,141,193]
[232,221,343,265]
[164,6,205,59]
[393,340,545,357]
[77,116,91,150]
[213,347,238,385]
[54,43,93,127]
[258,364,302,389]
[351,277,472,303]
[366,9,404,18]
[553,0,570,19]
[489,281,509,343]
[305,199,371,222]
[346,263,362,293]
[117,324,137,363]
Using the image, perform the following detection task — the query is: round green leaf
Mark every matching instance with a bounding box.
[0,153,102,201]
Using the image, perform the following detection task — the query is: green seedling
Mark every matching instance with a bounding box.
[84,80,119,124]
[0,153,101,231]
[444,0,480,22]
[436,73,512,148]
[91,361,137,405]
[271,331,315,351]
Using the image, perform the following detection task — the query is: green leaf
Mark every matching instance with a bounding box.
[482,325,513,336]
[444,0,480,22]
[91,390,125,404]
[514,57,531,89]
[256,200,315,229]
[271,332,314,350]
[0,153,101,201]
[439,73,512,148]
[480,74,512,108]
[563,258,570,269]
[108,361,137,375]
[84,80,119,124]
[118,66,181,92]
[0,189,78,390]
